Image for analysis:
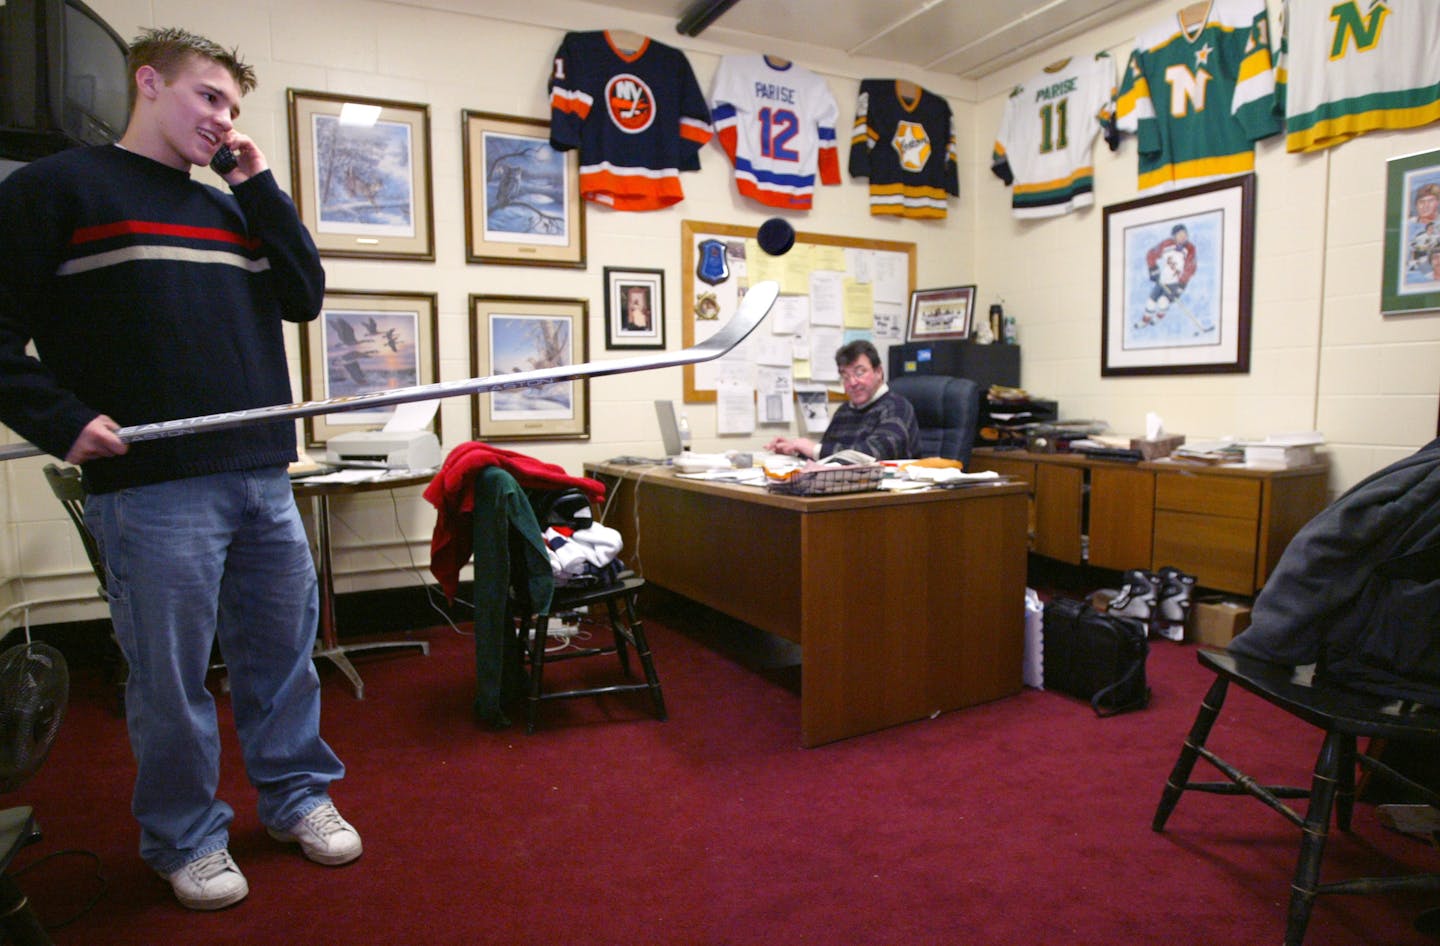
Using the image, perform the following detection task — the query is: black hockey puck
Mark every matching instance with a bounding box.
[757,217,796,256]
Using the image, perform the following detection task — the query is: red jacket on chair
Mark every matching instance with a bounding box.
[423,442,605,600]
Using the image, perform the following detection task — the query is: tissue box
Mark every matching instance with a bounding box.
[1130,434,1186,460]
[1186,597,1252,647]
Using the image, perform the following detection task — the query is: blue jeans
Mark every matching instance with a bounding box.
[85,468,344,874]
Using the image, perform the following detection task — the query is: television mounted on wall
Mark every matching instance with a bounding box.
[0,0,129,161]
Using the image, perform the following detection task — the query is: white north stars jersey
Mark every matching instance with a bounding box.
[991,53,1118,218]
[1277,0,1440,153]
[711,54,840,211]
[1114,0,1280,193]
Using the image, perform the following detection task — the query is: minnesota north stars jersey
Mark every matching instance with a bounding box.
[1277,0,1440,153]
[848,80,959,218]
[1114,0,1280,193]
[711,55,840,210]
[991,53,1118,218]
[549,31,712,211]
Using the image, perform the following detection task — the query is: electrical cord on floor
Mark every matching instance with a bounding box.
[11,848,107,929]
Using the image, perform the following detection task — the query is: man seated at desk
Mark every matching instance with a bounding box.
[766,340,920,461]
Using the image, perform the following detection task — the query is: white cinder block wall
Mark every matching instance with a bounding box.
[2,0,1435,630]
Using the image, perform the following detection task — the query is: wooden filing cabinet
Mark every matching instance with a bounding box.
[969,448,1330,594]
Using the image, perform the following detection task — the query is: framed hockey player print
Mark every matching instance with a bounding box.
[462,111,585,268]
[1101,174,1255,377]
[604,267,666,350]
[298,290,440,448]
[287,90,435,261]
[468,295,590,442]
[907,285,976,341]
[1382,148,1440,316]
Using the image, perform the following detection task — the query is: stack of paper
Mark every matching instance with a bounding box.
[1237,432,1324,469]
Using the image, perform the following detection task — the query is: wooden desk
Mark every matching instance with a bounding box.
[292,471,433,698]
[586,463,1030,747]
[968,448,1329,594]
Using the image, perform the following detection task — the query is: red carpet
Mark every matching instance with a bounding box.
[11,604,1439,945]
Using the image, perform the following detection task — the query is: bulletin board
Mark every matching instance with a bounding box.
[681,220,916,405]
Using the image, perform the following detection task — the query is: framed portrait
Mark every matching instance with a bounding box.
[1101,174,1255,377]
[1381,148,1440,315]
[907,285,976,341]
[286,89,435,261]
[469,295,590,441]
[604,267,666,350]
[462,110,584,268]
[298,290,440,448]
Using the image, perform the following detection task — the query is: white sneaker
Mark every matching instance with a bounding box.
[163,849,249,911]
[268,801,362,866]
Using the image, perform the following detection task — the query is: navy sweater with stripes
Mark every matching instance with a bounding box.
[0,145,325,492]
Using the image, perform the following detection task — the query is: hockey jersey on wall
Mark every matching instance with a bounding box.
[711,54,840,210]
[848,80,959,218]
[1113,0,1280,193]
[549,31,712,211]
[1277,0,1440,153]
[991,53,1119,218]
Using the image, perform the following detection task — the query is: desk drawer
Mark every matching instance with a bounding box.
[1155,472,1260,519]
[1152,510,1258,594]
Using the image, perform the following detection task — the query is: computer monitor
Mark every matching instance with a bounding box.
[654,400,684,458]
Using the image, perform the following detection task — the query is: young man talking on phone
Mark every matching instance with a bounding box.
[0,28,357,910]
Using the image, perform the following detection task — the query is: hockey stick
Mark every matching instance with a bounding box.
[1167,293,1215,336]
[0,281,781,463]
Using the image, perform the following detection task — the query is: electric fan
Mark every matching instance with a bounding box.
[0,641,69,946]
[0,643,68,793]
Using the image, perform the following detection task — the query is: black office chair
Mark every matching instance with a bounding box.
[889,374,983,465]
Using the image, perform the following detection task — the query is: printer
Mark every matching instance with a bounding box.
[324,430,442,470]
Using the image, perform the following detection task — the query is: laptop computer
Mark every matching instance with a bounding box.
[655,399,685,458]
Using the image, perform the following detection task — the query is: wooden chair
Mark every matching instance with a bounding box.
[513,574,666,734]
[469,466,665,733]
[1153,648,1440,945]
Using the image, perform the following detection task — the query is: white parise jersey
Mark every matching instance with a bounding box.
[711,55,840,210]
[991,53,1117,218]
[1278,0,1440,152]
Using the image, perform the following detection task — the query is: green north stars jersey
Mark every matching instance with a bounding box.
[1114,0,1280,193]
[1277,0,1440,153]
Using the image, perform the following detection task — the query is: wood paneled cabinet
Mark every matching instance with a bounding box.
[968,448,1329,595]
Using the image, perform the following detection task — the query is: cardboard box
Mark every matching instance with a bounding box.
[1186,598,1252,647]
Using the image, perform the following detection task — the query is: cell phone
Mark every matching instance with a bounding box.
[209,143,238,175]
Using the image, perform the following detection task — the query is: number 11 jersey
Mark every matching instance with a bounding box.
[991,53,1118,218]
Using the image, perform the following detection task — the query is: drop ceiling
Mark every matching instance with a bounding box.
[602,0,1157,79]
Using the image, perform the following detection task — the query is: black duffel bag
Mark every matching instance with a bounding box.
[1042,597,1150,717]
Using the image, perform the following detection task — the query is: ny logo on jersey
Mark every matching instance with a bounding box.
[1163,64,1213,117]
[891,121,932,172]
[606,73,656,134]
[1329,0,1390,60]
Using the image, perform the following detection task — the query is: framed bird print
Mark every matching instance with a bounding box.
[462,110,585,268]
[468,295,590,441]
[298,290,440,448]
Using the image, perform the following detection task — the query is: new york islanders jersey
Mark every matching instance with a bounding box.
[848,81,958,218]
[549,31,712,211]
[991,53,1118,218]
[710,54,840,211]
[1277,0,1440,153]
[1114,0,1280,193]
